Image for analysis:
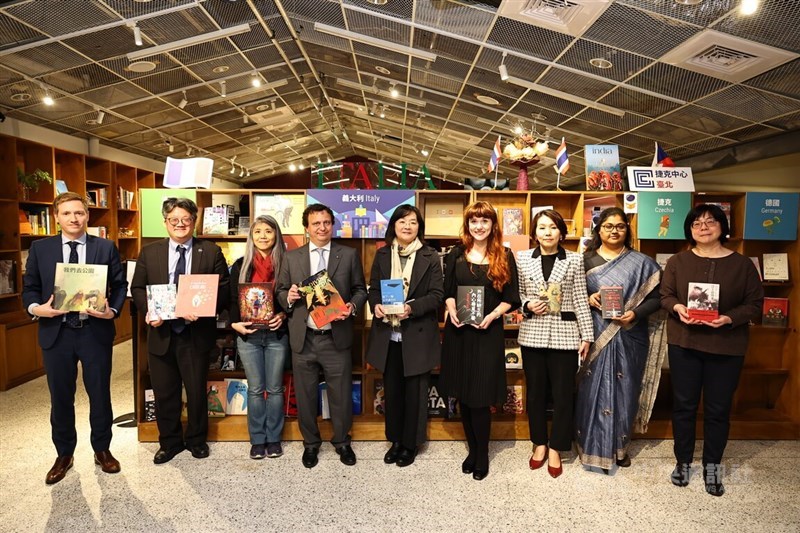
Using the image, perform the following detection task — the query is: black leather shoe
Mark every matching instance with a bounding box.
[302,448,319,469]
[462,451,476,474]
[189,443,210,459]
[704,464,725,497]
[336,445,357,466]
[46,456,74,485]
[616,454,631,468]
[396,447,417,467]
[472,468,488,481]
[384,442,403,464]
[671,463,691,487]
[153,446,184,465]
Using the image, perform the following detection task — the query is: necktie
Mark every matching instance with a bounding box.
[316,247,326,273]
[65,242,81,328]
[172,245,187,333]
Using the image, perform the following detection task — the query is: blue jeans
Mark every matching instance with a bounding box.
[237,330,289,445]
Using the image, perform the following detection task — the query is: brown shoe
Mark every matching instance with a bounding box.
[46,456,74,485]
[94,450,121,474]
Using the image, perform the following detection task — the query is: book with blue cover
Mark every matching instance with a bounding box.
[224,378,248,415]
[380,278,405,314]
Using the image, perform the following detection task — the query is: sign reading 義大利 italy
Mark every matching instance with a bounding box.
[305,189,416,239]
[637,192,692,240]
[743,192,799,241]
[313,162,437,190]
[626,167,695,192]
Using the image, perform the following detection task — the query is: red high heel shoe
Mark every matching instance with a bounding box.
[547,450,563,478]
[529,446,548,470]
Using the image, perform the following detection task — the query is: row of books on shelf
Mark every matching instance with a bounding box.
[87,188,108,208]
[18,208,51,235]
[118,186,135,210]
[655,252,791,282]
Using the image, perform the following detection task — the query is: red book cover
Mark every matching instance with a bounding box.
[600,286,624,319]
[299,269,348,328]
[762,297,789,328]
[686,282,719,321]
[238,282,274,328]
[175,274,219,317]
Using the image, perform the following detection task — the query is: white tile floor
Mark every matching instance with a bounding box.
[1,341,799,532]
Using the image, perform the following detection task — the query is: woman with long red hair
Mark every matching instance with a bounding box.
[440,201,520,480]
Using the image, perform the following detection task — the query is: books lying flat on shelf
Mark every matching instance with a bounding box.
[53,263,108,312]
[175,274,219,317]
[224,378,248,415]
[504,338,522,369]
[687,282,719,321]
[456,285,484,325]
[379,278,405,315]
[762,297,789,328]
[146,284,177,320]
[600,286,624,319]
[207,381,227,418]
[298,269,349,328]
[144,389,156,421]
[762,253,789,281]
[0,260,15,295]
[502,207,523,236]
[238,282,274,328]
[539,282,562,315]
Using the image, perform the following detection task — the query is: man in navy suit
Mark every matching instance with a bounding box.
[131,197,229,464]
[23,192,128,485]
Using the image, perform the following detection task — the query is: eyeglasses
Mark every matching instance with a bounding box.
[166,217,194,227]
[691,219,720,229]
[601,223,627,232]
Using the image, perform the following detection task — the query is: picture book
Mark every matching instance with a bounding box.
[427,374,448,418]
[585,145,622,191]
[687,282,720,321]
[373,379,385,415]
[539,282,562,315]
[253,193,306,235]
[52,263,108,312]
[637,192,692,240]
[743,192,799,241]
[0,260,15,295]
[352,379,362,416]
[175,274,219,317]
[298,269,349,328]
[224,378,248,415]
[456,285,484,325]
[146,284,177,321]
[207,381,227,418]
[144,389,156,422]
[762,297,789,328]
[503,385,524,414]
[762,253,789,281]
[306,189,416,239]
[502,207,524,236]
[283,373,298,417]
[504,338,522,369]
[503,307,524,326]
[600,286,624,319]
[238,282,274,328]
[380,278,405,314]
[202,206,229,235]
[220,346,237,371]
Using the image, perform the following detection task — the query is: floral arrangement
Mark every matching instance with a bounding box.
[502,133,549,164]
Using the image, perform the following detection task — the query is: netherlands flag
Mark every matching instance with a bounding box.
[555,137,569,175]
[652,141,675,167]
[487,135,502,173]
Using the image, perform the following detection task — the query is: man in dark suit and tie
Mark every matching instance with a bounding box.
[131,197,229,464]
[276,203,367,468]
[23,192,128,484]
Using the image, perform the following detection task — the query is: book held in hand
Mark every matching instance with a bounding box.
[456,285,484,325]
[238,282,274,328]
[53,263,108,312]
[539,282,562,315]
[686,282,720,321]
[600,286,624,319]
[176,274,219,317]
[762,297,789,328]
[380,278,405,315]
[146,284,177,320]
[298,269,349,328]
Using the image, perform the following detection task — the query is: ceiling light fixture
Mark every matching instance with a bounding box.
[198,79,288,107]
[740,0,759,15]
[421,148,429,156]
[239,168,244,177]
[230,165,236,174]
[589,57,613,69]
[243,114,249,124]
[379,105,386,118]
[299,163,305,170]
[251,72,262,88]
[289,163,297,171]
[499,51,509,81]
[186,146,193,156]
[42,87,54,106]
[128,22,143,47]
[178,90,188,109]
[336,78,427,107]
[127,23,252,61]
[366,0,388,5]
[504,75,625,117]
[389,83,399,98]
[96,110,105,124]
[314,23,437,62]
[219,80,226,98]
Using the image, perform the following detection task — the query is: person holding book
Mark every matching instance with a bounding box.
[276,203,368,468]
[517,209,593,478]
[575,207,661,472]
[22,192,128,484]
[440,201,520,480]
[660,204,763,496]
[365,205,444,467]
[228,215,289,460]
[131,197,230,465]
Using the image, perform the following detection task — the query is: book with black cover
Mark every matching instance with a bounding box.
[600,286,624,319]
[299,269,349,328]
[456,285,484,325]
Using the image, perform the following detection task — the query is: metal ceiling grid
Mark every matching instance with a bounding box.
[681,136,736,153]
[62,25,142,62]
[474,49,552,86]
[745,58,800,99]
[488,17,574,63]
[618,0,737,27]
[409,69,462,95]
[609,130,661,152]
[632,120,710,146]
[713,0,800,53]
[696,85,800,122]
[100,55,181,81]
[111,97,174,120]
[723,123,784,142]
[25,97,95,123]
[77,81,152,109]
[575,107,650,130]
[518,88,586,117]
[2,42,89,77]
[413,29,482,65]
[600,86,683,118]
[766,111,800,130]
[5,1,119,37]
[136,7,219,46]
[415,0,496,41]
[103,0,198,19]
[560,117,623,142]
[536,68,618,101]
[42,63,125,95]
[0,12,46,47]
[659,104,750,136]
[95,120,147,141]
[629,62,730,102]
[189,54,257,82]
[554,39,654,83]
[230,26,280,52]
[131,67,200,96]
[201,0,261,28]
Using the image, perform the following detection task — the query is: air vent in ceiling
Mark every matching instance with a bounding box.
[689,46,758,74]
[498,0,611,38]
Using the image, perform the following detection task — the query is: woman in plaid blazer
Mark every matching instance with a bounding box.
[517,209,593,478]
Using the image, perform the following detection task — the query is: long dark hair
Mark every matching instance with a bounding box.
[239,215,285,284]
[584,207,632,252]
[384,204,425,245]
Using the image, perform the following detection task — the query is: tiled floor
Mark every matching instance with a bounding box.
[1,341,799,532]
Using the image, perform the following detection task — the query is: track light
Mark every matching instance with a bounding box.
[499,51,509,81]
[96,110,105,124]
[421,148,429,156]
[197,79,288,107]
[42,86,54,106]
[127,23,252,61]
[219,80,226,97]
[178,90,188,109]
[186,146,193,156]
[251,73,261,88]
[246,170,251,177]
[740,0,759,15]
[243,114,249,124]
[239,168,244,177]
[132,24,143,47]
[389,83,399,98]
[299,163,305,170]
[230,165,236,174]
[379,105,386,118]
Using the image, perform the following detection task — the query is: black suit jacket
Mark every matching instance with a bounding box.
[130,238,230,356]
[22,234,127,350]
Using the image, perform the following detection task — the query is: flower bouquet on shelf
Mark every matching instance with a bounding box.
[502,133,549,191]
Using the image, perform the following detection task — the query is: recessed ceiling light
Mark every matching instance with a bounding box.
[86,119,99,125]
[249,136,261,142]
[367,0,388,5]
[589,57,613,69]
[134,0,153,3]
[255,104,270,111]
[126,60,157,73]
[674,0,703,4]
[212,65,230,74]
[375,66,391,75]
[10,93,31,102]
[474,93,500,106]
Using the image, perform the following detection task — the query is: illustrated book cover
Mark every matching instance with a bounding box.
[503,385,524,414]
[298,269,348,328]
[762,297,789,328]
[456,285,484,325]
[224,378,248,415]
[146,284,177,321]
[539,282,562,315]
[379,278,405,315]
[53,263,108,312]
[502,207,524,236]
[686,282,720,321]
[584,145,622,191]
[600,286,624,319]
[207,381,227,418]
[504,338,522,369]
[202,206,229,235]
[238,282,274,328]
[427,374,448,418]
[637,192,692,240]
[373,379,385,415]
[144,389,156,422]
[175,274,219,317]
[762,253,789,281]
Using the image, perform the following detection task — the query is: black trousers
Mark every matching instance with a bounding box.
[148,329,210,449]
[522,346,578,452]
[669,344,744,465]
[42,325,113,457]
[461,403,491,471]
[383,341,429,450]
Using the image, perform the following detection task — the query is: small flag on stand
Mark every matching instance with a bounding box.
[555,137,569,175]
[652,142,675,167]
[487,136,502,173]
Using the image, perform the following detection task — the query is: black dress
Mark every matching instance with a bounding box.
[440,246,520,407]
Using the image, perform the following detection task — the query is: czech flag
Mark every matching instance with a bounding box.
[652,141,675,167]
[555,137,569,175]
[487,135,502,173]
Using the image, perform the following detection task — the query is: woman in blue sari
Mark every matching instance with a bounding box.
[575,207,661,471]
